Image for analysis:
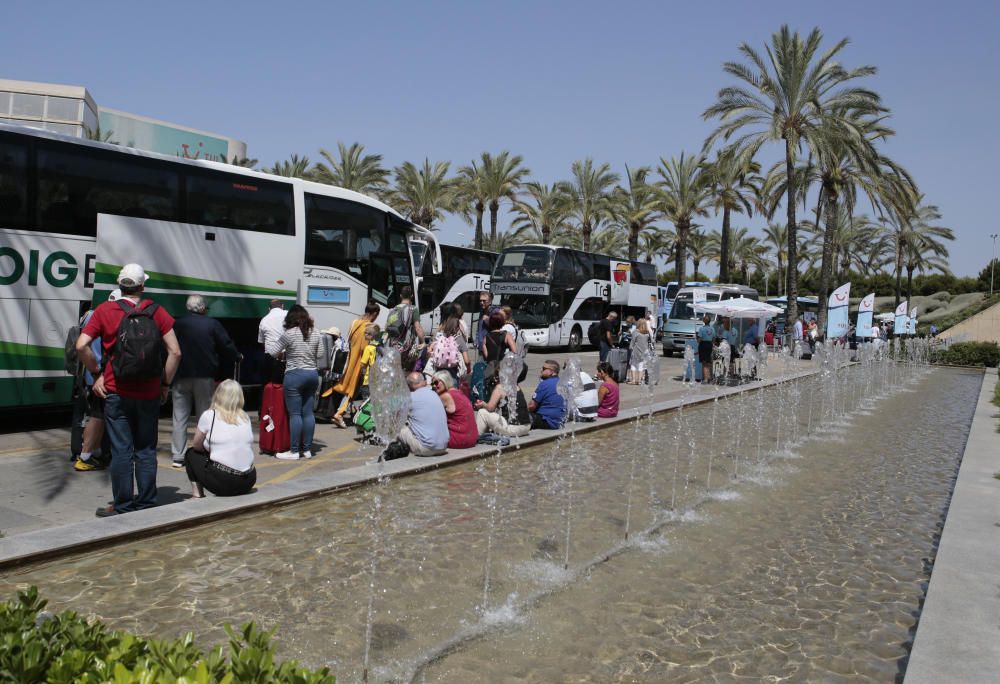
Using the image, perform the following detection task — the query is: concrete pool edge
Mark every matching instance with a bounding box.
[0,365,828,570]
[904,367,1000,683]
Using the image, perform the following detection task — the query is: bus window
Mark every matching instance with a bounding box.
[368,255,394,306]
[553,251,575,286]
[593,254,610,281]
[574,296,605,320]
[37,144,180,236]
[305,194,383,269]
[187,170,292,235]
[0,139,27,229]
[493,247,553,282]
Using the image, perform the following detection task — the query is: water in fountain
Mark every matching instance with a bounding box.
[682,343,696,383]
[555,357,584,569]
[716,339,731,385]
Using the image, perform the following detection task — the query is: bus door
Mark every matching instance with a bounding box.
[368,253,410,311]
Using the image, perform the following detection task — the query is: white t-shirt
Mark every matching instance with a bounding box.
[576,371,598,419]
[258,308,286,354]
[198,410,254,472]
[792,319,803,341]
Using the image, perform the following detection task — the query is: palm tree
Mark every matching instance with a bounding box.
[83,125,117,144]
[730,228,770,284]
[480,151,531,246]
[453,160,489,248]
[702,149,760,281]
[566,158,619,252]
[225,155,258,168]
[268,154,312,179]
[312,142,389,196]
[762,223,789,295]
[611,166,661,261]
[640,227,675,265]
[589,224,628,257]
[657,152,711,286]
[688,229,711,281]
[703,24,884,325]
[886,197,954,303]
[483,229,528,252]
[389,159,454,229]
[509,181,574,243]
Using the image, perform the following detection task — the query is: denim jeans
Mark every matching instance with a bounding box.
[284,368,319,453]
[104,393,160,513]
[599,340,611,362]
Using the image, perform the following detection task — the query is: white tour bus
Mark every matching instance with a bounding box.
[490,244,657,350]
[0,122,440,409]
[661,283,758,356]
[414,243,497,338]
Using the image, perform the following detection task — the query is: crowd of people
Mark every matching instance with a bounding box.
[69,265,632,516]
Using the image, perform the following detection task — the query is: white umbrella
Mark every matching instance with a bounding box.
[692,297,783,319]
[874,312,895,322]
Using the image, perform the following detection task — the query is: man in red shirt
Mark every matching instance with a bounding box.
[77,263,182,517]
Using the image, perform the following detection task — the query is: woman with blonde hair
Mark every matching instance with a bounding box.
[627,318,652,384]
[430,371,479,449]
[187,379,256,498]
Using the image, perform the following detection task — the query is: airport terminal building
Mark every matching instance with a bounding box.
[0,78,247,161]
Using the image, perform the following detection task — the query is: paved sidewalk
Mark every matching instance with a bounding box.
[905,368,1000,683]
[0,350,813,559]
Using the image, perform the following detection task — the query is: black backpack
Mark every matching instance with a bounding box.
[111,300,164,382]
[587,322,601,347]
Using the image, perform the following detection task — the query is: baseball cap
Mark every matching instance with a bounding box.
[108,289,122,302]
[117,263,147,287]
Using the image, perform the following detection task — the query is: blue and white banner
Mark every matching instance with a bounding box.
[856,292,875,338]
[908,307,918,335]
[826,282,851,339]
[893,301,908,335]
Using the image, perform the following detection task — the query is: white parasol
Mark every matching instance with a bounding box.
[692,296,783,319]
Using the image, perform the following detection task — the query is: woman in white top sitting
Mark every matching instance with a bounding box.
[187,379,256,498]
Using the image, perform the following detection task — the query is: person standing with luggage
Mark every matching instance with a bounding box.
[258,299,286,384]
[77,264,181,517]
[170,295,239,469]
[385,286,425,372]
[270,306,321,460]
[598,310,618,363]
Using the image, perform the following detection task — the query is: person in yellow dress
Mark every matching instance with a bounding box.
[358,324,380,399]
[329,302,380,427]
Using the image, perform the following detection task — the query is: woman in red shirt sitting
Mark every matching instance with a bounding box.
[431,371,479,449]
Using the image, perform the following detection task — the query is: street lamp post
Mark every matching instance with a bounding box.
[991,234,998,298]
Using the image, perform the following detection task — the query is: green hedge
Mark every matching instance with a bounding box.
[0,587,335,683]
[931,341,1000,368]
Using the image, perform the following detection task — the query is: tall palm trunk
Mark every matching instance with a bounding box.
[906,265,914,304]
[817,189,838,334]
[541,222,551,244]
[784,139,799,324]
[489,201,500,244]
[474,202,485,250]
[692,256,701,280]
[582,220,592,252]
[720,207,731,282]
[675,219,689,287]
[628,222,640,262]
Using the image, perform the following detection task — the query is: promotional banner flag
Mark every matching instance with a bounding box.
[826,282,851,339]
[609,260,631,305]
[856,292,875,338]
[893,300,908,335]
[908,307,919,335]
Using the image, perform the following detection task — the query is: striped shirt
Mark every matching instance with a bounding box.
[274,327,322,371]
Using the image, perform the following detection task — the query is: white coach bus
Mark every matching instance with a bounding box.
[490,244,657,351]
[414,243,497,338]
[0,122,439,408]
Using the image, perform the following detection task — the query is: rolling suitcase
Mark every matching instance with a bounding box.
[259,382,290,454]
[607,348,628,383]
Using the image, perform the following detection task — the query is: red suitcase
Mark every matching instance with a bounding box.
[259,382,290,454]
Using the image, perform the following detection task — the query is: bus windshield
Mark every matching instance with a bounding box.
[670,292,720,320]
[504,294,552,329]
[492,247,553,282]
[665,283,680,301]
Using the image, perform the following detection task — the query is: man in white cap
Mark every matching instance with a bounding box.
[77,264,182,517]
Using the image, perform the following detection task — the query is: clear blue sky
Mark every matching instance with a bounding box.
[5,0,996,277]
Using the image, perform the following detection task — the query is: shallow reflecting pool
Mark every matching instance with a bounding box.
[1,364,980,682]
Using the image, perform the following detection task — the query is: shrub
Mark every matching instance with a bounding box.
[932,341,1000,368]
[0,586,335,683]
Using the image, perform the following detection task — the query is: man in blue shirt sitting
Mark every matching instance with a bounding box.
[529,359,566,429]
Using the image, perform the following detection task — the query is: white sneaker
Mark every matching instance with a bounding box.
[275,451,299,460]
[301,450,313,459]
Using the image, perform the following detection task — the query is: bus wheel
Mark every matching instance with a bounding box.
[568,326,582,352]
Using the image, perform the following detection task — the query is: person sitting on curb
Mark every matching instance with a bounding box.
[528,360,566,430]
[473,365,532,437]
[596,361,620,418]
[398,371,449,457]
[431,371,479,449]
[187,380,256,498]
[566,362,598,422]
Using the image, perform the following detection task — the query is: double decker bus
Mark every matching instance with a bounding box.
[0,122,440,409]
[490,244,657,350]
[414,244,497,338]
